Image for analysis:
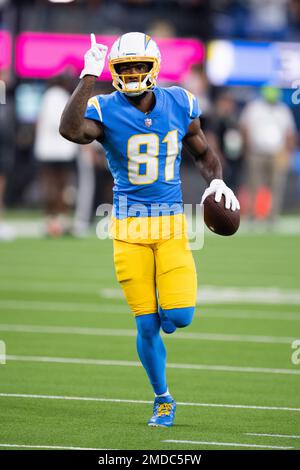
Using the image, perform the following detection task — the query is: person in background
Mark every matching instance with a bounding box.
[240,86,296,225]
[207,90,244,193]
[72,142,98,237]
[182,63,211,128]
[0,151,15,241]
[34,74,78,236]
[0,88,15,241]
[147,19,176,38]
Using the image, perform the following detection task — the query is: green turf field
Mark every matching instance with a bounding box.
[0,232,299,450]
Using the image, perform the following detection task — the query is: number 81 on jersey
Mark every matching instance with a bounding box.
[127,130,178,185]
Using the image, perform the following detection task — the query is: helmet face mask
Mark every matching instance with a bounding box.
[108,33,161,95]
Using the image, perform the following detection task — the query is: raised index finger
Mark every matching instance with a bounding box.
[90,33,96,48]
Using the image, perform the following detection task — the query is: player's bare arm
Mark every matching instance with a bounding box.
[184,118,240,211]
[59,75,103,144]
[184,117,222,183]
[59,34,107,144]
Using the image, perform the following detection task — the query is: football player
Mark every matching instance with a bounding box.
[60,32,239,427]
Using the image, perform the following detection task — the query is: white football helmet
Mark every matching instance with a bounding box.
[108,32,161,96]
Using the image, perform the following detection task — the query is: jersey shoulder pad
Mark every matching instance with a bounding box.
[85,92,118,123]
[164,86,201,120]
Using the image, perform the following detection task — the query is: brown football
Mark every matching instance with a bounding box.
[203,194,240,236]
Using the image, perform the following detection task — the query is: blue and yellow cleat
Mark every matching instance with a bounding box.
[148,396,176,427]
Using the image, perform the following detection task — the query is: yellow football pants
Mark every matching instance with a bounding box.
[113,232,197,316]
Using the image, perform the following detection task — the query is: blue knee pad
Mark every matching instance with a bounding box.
[160,306,195,328]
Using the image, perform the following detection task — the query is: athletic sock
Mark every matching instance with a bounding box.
[135,313,167,395]
[155,389,170,398]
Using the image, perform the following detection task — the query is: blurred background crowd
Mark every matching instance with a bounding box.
[1,0,300,239]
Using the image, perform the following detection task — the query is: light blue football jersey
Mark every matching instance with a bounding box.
[85,86,201,219]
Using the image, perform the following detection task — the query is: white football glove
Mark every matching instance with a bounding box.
[201,179,240,211]
[80,33,108,79]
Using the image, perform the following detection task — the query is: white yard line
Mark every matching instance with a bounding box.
[1,280,300,308]
[2,284,299,306]
[0,392,300,412]
[204,310,300,322]
[1,299,299,322]
[197,286,300,305]
[101,286,300,305]
[5,354,300,376]
[245,433,300,439]
[0,324,297,345]
[0,324,137,337]
[1,297,299,322]
[162,440,293,449]
[0,280,107,294]
[0,443,112,450]
[0,300,128,314]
